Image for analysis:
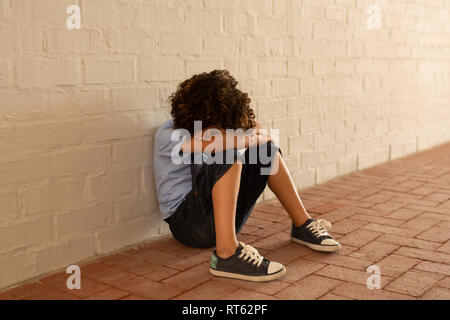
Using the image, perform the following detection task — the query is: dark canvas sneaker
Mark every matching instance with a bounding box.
[209,241,286,282]
[291,218,341,252]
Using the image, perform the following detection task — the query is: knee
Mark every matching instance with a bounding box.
[244,140,281,165]
[226,161,243,176]
[265,140,282,158]
[211,160,242,191]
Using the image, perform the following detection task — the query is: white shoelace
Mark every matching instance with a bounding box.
[238,241,264,267]
[307,219,332,237]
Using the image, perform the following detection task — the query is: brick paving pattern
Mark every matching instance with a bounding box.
[1,143,449,300]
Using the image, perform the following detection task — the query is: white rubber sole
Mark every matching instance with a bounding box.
[291,237,341,252]
[210,266,286,282]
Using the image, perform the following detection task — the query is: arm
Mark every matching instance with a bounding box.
[181,124,270,153]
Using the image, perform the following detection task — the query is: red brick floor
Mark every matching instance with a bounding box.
[1,143,449,300]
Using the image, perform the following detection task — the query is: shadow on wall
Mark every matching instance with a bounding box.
[77,91,173,253]
[0,85,175,290]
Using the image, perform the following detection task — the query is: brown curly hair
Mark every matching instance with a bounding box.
[169,69,256,134]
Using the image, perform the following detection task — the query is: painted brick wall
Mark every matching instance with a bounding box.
[0,0,449,289]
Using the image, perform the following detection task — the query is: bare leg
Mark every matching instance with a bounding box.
[268,152,311,227]
[211,162,242,259]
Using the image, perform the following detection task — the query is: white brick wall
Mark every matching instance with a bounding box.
[0,0,449,289]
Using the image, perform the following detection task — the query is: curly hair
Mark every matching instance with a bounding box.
[169,69,256,134]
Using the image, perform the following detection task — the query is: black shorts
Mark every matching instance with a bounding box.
[164,141,281,248]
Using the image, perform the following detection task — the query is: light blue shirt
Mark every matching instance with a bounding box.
[153,119,247,220]
[153,119,203,220]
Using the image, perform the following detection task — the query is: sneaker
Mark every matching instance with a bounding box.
[291,218,341,252]
[209,241,286,282]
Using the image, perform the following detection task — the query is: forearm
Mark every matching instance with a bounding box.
[181,128,270,153]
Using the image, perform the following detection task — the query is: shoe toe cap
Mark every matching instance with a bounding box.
[268,261,284,274]
[321,238,341,247]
